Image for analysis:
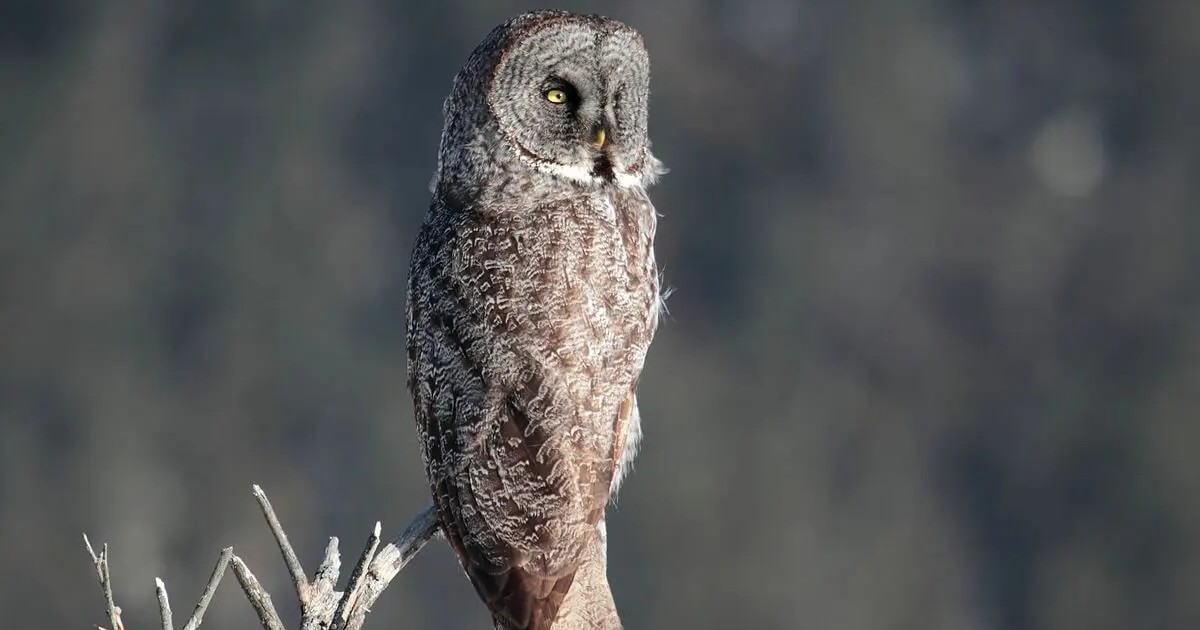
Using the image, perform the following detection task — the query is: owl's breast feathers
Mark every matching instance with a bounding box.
[407,188,658,629]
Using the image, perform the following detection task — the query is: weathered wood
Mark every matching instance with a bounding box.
[154,578,173,630]
[84,486,439,630]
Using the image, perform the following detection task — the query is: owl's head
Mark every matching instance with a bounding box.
[438,11,661,193]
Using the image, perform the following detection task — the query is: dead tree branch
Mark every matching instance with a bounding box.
[154,578,173,630]
[183,547,233,630]
[251,484,310,605]
[332,522,380,630]
[341,505,440,630]
[83,534,124,630]
[84,486,440,630]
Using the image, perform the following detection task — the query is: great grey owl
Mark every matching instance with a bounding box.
[405,10,664,630]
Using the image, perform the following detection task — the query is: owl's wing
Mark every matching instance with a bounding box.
[408,256,609,628]
[412,322,598,629]
[408,193,648,629]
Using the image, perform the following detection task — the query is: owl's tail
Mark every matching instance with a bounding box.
[484,532,620,630]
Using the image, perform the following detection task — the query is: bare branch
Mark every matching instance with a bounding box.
[83,533,101,577]
[311,536,342,599]
[183,547,233,630]
[155,577,174,630]
[388,505,441,572]
[342,505,440,630]
[333,521,381,630]
[251,484,309,603]
[85,491,441,630]
[231,554,287,630]
[298,537,342,630]
[83,534,122,630]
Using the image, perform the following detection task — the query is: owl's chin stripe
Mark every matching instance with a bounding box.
[525,156,603,185]
[510,138,652,189]
[519,154,647,189]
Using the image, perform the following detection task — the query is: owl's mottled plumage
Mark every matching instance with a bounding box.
[405,11,663,630]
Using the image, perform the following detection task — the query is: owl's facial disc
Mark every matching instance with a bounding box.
[488,17,651,186]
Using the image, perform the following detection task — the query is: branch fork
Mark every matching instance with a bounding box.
[85,486,439,630]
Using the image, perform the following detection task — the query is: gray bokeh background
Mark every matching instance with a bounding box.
[3,1,1198,629]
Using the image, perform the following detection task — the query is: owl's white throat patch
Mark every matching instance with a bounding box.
[523,153,647,189]
[506,132,654,189]
[530,157,603,185]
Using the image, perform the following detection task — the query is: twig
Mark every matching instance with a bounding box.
[155,577,174,630]
[252,484,310,603]
[85,490,442,630]
[231,554,287,630]
[389,505,440,571]
[298,537,342,630]
[311,536,342,602]
[83,534,123,630]
[342,505,440,630]
[183,547,233,630]
[333,521,381,630]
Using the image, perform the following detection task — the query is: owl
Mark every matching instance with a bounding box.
[405,10,664,630]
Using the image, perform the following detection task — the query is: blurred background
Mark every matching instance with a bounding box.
[2,1,1198,628]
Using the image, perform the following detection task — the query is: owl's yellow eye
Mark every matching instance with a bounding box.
[545,88,568,104]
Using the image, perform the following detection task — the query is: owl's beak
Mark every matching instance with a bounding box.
[593,127,607,149]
